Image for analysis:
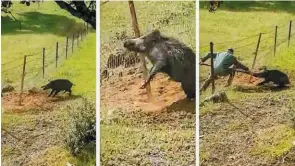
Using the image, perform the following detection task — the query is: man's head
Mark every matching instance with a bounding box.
[227,48,234,54]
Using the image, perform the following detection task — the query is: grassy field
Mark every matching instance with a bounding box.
[200,2,295,165]
[1,2,85,87]
[2,2,95,166]
[100,1,196,165]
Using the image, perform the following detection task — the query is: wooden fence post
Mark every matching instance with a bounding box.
[77,31,79,47]
[19,55,27,105]
[87,23,89,34]
[252,33,262,69]
[210,42,215,94]
[81,28,83,41]
[274,26,278,56]
[72,33,74,53]
[288,20,292,47]
[66,36,68,59]
[128,0,152,99]
[56,42,58,68]
[249,33,262,82]
[42,48,45,78]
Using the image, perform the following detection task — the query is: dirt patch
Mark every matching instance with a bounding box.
[233,73,263,86]
[200,91,295,166]
[2,91,77,113]
[101,68,187,112]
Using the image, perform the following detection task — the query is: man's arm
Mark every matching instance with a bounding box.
[200,52,217,63]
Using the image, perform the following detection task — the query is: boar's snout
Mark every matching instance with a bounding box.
[123,39,134,49]
[41,84,49,90]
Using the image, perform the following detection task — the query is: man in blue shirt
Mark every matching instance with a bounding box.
[199,48,250,93]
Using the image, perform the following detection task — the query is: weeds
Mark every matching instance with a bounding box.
[64,98,96,156]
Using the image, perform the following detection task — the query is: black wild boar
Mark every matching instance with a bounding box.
[41,79,74,97]
[252,68,290,87]
[123,29,196,99]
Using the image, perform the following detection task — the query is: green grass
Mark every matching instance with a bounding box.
[46,33,96,98]
[200,2,295,165]
[251,125,295,158]
[101,1,196,165]
[2,2,96,165]
[1,1,85,87]
[200,2,295,80]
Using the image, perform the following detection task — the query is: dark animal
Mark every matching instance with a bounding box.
[41,79,74,97]
[208,0,223,13]
[123,29,196,99]
[252,67,290,87]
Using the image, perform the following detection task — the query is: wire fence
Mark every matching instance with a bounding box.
[200,19,295,94]
[2,22,92,101]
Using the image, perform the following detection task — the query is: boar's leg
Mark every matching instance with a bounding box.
[68,89,72,96]
[140,62,165,89]
[181,82,195,99]
[257,80,268,86]
[48,89,55,97]
[52,90,61,97]
[225,69,235,87]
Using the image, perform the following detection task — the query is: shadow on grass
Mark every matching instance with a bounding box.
[200,1,295,14]
[1,12,84,36]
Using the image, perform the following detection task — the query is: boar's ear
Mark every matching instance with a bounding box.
[152,29,160,36]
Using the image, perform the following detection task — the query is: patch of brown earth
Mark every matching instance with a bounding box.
[2,91,73,112]
[100,71,187,112]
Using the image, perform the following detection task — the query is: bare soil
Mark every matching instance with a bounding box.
[100,67,196,165]
[1,91,79,166]
[100,68,188,112]
[200,73,295,166]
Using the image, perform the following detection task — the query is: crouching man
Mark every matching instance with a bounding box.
[199,48,250,93]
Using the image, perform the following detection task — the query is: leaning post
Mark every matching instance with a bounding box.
[128,0,152,99]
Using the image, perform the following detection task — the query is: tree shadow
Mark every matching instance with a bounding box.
[200,1,295,14]
[1,12,84,36]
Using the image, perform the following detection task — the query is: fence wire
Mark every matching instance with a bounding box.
[200,19,295,76]
[2,25,92,91]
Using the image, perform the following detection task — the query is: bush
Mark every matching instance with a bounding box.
[64,98,96,155]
